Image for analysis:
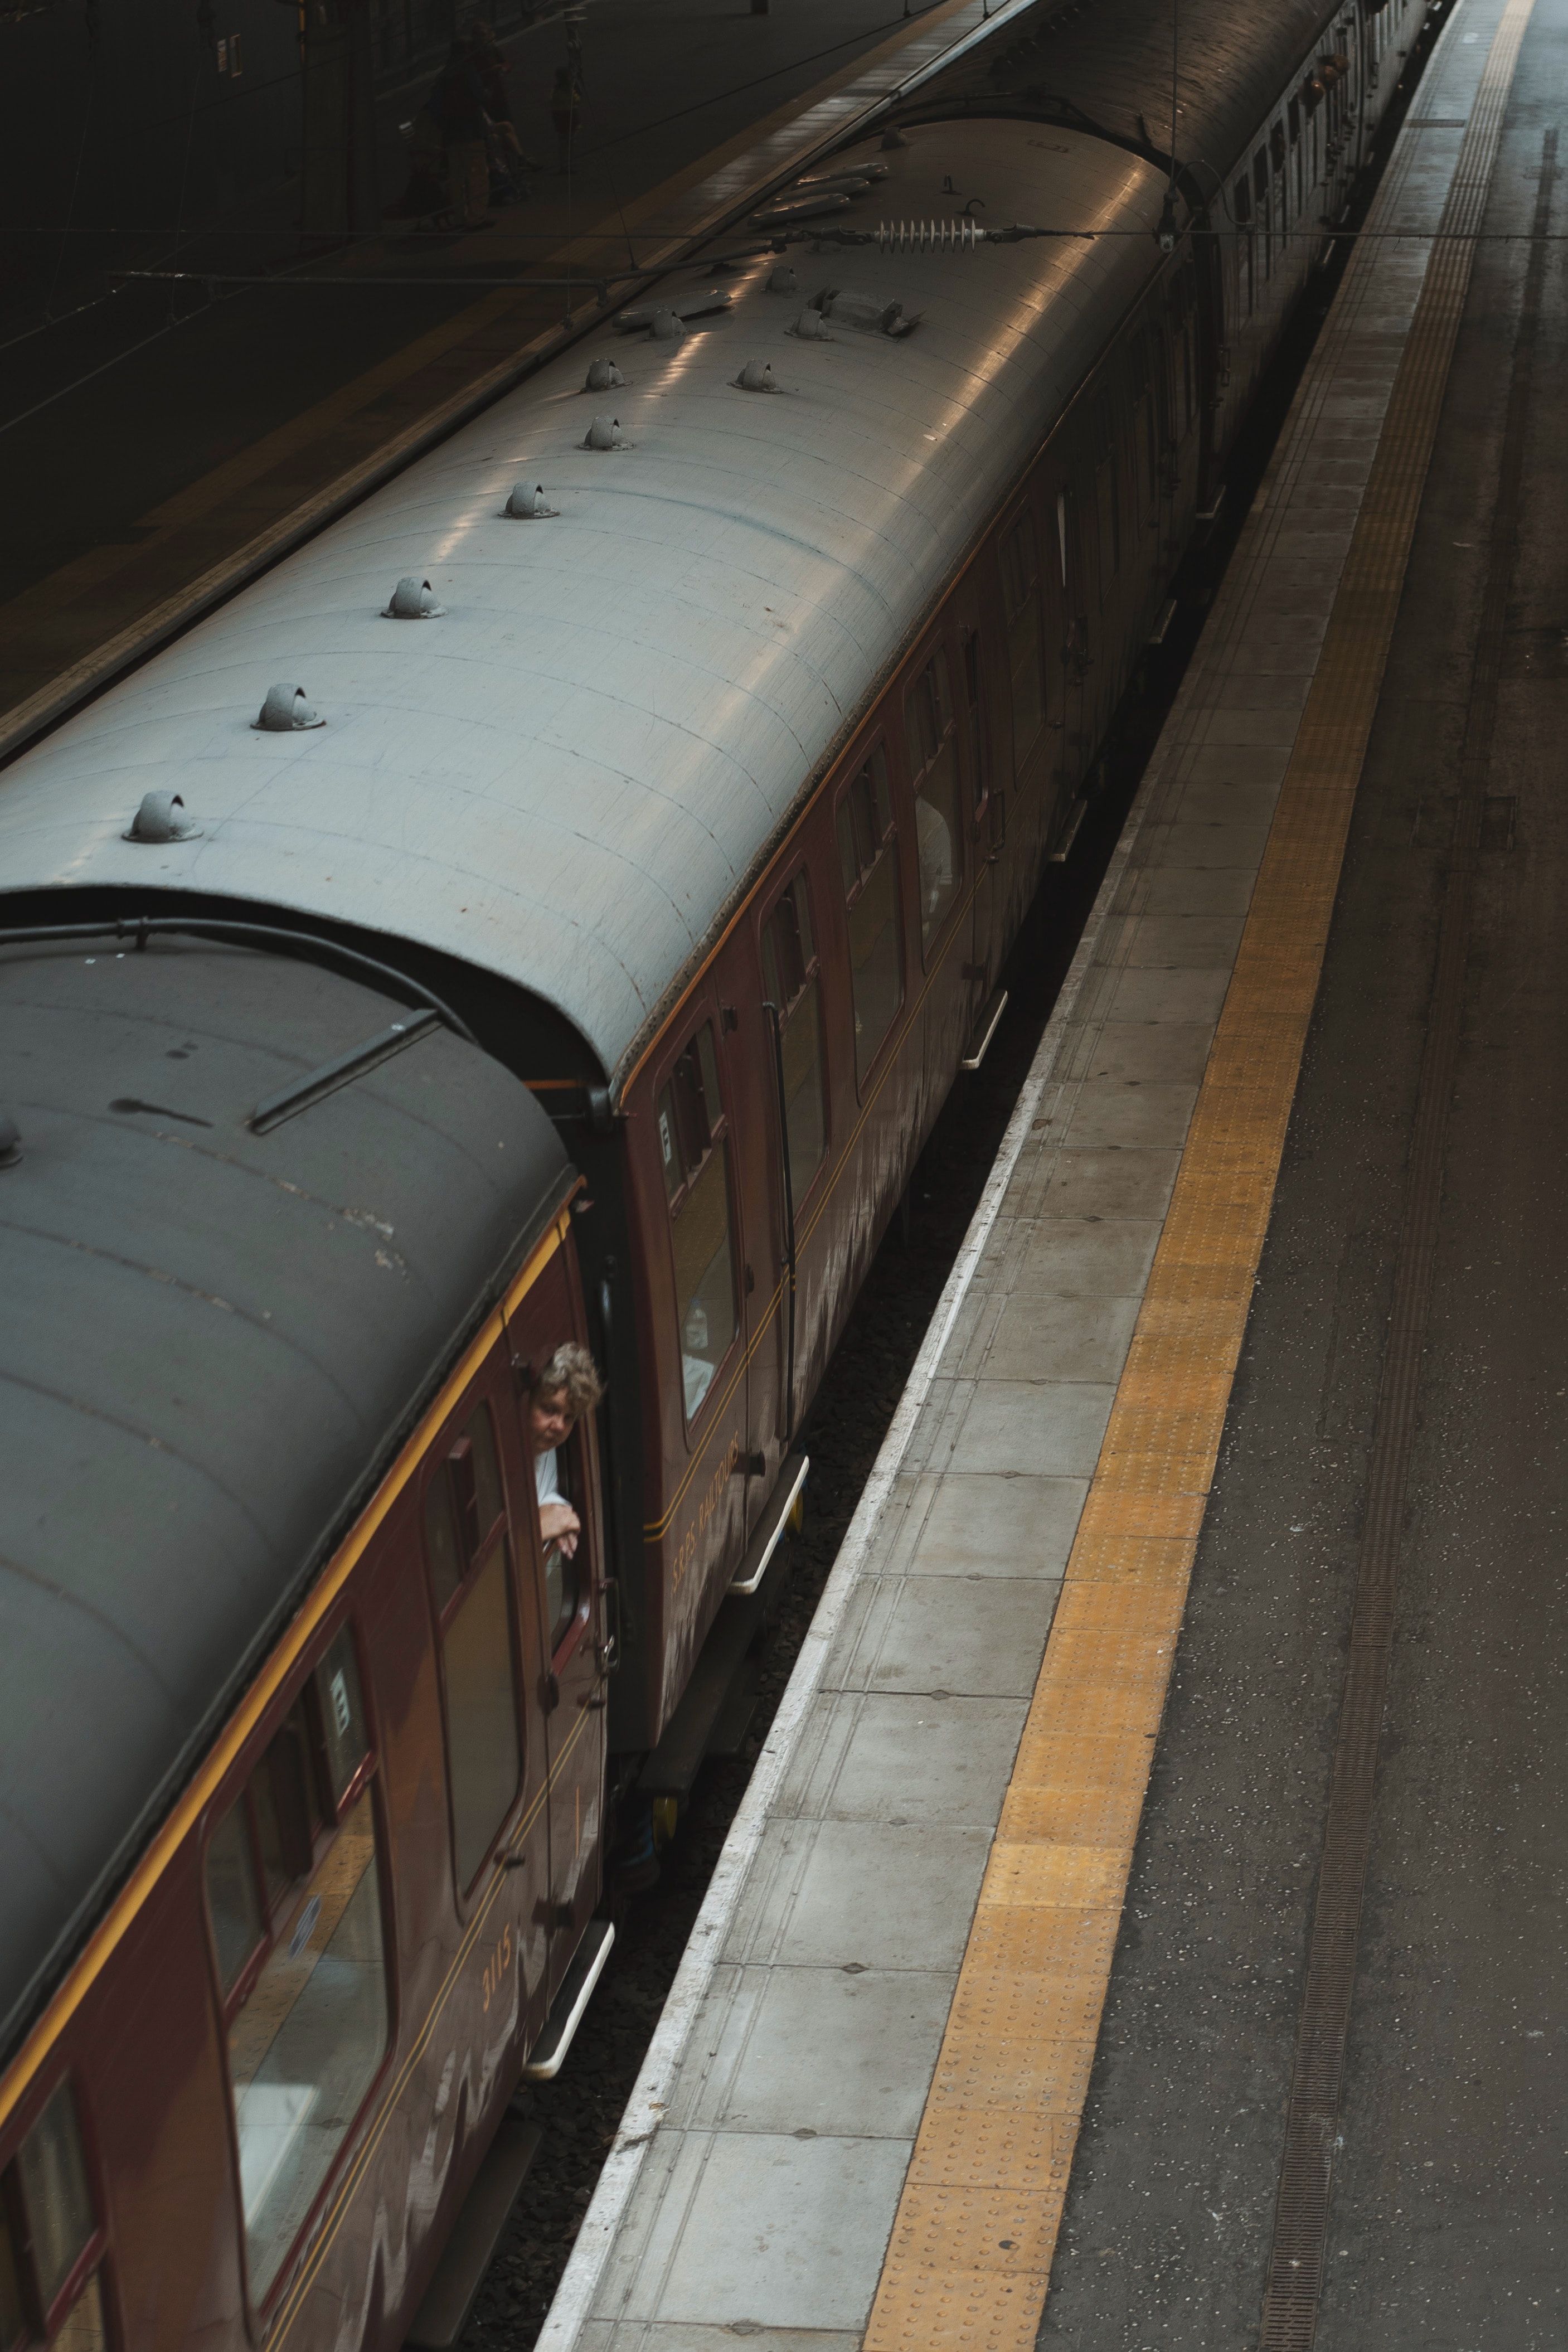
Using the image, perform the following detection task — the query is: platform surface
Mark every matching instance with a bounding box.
[537,0,1565,2342]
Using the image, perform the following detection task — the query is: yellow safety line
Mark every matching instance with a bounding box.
[862,2,1536,2341]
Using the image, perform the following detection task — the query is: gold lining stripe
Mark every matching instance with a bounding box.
[0,1203,576,2139]
[862,3,1535,2338]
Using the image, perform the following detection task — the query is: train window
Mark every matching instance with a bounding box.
[539,1423,589,1653]
[207,1802,265,1991]
[204,1641,389,2305]
[998,515,1045,760]
[1,2083,108,2352]
[223,1787,387,2299]
[835,746,904,1087]
[761,870,828,1204]
[424,1403,523,1885]
[17,2087,95,2313]
[658,1023,739,1418]
[315,1622,370,1806]
[903,651,962,955]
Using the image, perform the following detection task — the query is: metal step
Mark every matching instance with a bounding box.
[961,987,1009,1072]
[520,1917,616,2083]
[405,2115,541,2351]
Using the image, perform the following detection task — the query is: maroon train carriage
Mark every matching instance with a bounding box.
[0,0,1429,2346]
[0,938,614,2352]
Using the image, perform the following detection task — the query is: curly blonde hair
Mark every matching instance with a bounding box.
[531,1341,605,1420]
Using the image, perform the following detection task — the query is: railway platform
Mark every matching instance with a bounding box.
[535,0,1567,2340]
[0,0,1007,754]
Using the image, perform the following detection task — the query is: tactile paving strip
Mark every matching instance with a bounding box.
[862,5,1537,2343]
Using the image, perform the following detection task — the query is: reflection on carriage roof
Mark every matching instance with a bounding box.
[0,125,1168,1088]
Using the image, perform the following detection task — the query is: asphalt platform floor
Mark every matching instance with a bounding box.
[1040,2,1568,2343]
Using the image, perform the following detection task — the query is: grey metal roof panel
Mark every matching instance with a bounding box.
[0,939,572,2054]
[0,123,1168,1084]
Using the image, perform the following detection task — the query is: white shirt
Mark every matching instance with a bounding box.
[535,1448,565,1509]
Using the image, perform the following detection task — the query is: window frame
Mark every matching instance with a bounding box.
[531,1415,596,1675]
[759,864,832,1206]
[0,2073,113,2352]
[900,637,967,966]
[654,1011,745,1436]
[833,733,906,1095]
[197,1613,397,2320]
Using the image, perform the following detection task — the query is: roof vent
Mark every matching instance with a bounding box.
[383,575,445,617]
[584,356,625,390]
[582,414,628,450]
[818,286,920,338]
[504,482,559,518]
[254,684,324,731]
[0,1113,22,1170]
[124,790,202,843]
[734,359,780,392]
[768,264,799,294]
[649,306,685,341]
[789,308,831,341]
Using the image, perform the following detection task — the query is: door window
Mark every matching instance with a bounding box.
[538,1421,589,1656]
[658,1024,739,1422]
[203,1632,389,2304]
[834,746,904,1087]
[998,515,1045,760]
[424,1401,522,1888]
[0,2082,108,2352]
[902,650,963,955]
[761,870,828,1204]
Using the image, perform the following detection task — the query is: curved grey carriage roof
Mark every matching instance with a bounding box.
[0,120,1172,1088]
[0,939,570,2059]
[890,0,1354,188]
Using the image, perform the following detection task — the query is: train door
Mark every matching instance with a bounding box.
[504,1242,608,1997]
[1052,481,1091,835]
[421,1370,554,2040]
[707,941,790,1536]
[643,1003,754,1664]
[759,863,831,1450]
[953,589,999,1008]
[997,505,1050,866]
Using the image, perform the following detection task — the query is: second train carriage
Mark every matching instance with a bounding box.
[0,0,1428,2345]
